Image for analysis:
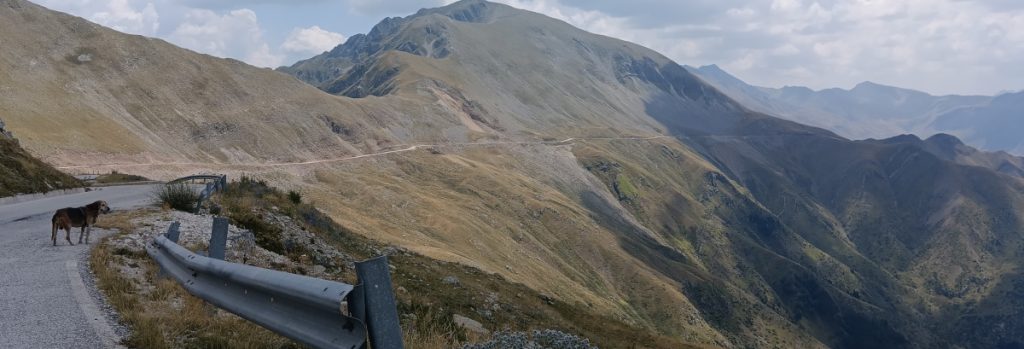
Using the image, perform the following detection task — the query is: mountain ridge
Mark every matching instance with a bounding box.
[686,64,1022,155]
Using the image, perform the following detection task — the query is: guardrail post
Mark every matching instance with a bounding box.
[166,222,181,243]
[159,222,181,279]
[209,217,228,260]
[354,256,404,349]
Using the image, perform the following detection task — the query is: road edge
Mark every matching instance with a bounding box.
[65,259,126,349]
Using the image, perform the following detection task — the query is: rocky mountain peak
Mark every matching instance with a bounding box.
[415,0,498,23]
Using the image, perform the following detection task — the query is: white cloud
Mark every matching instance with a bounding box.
[346,0,449,16]
[36,0,159,36]
[282,26,347,54]
[494,0,1024,95]
[30,0,1024,94]
[168,8,285,67]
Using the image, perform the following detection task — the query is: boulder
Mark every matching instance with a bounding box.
[453,314,489,335]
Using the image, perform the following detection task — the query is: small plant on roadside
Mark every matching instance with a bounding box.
[153,183,199,212]
[400,300,468,347]
[287,190,302,204]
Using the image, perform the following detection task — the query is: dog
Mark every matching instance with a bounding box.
[51,200,111,246]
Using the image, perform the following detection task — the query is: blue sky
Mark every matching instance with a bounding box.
[33,0,1024,96]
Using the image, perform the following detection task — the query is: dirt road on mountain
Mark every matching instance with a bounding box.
[56,136,668,171]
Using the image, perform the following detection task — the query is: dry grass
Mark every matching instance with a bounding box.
[216,178,696,349]
[93,209,152,232]
[90,177,700,349]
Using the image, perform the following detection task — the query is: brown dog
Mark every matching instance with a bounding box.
[51,200,111,246]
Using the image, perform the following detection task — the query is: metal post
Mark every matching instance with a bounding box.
[166,222,181,243]
[209,217,228,260]
[354,256,404,349]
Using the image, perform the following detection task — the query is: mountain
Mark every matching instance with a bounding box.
[8,0,1024,347]
[931,91,1024,154]
[686,65,1023,155]
[0,119,80,197]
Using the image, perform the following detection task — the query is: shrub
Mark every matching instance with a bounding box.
[153,183,199,212]
[228,210,285,254]
[287,190,302,204]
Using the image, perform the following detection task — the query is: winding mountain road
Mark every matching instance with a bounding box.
[56,136,669,171]
[0,184,159,349]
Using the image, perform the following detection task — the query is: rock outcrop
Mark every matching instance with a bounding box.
[0,118,11,139]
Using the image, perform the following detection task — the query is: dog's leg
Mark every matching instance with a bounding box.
[78,226,85,244]
[52,222,57,246]
[85,226,91,244]
[66,226,73,246]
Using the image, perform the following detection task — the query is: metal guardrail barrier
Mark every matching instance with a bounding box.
[168,174,228,185]
[148,219,404,349]
[190,175,227,213]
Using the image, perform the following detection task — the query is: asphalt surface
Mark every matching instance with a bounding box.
[0,184,160,349]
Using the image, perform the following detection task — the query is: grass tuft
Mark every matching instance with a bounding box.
[153,183,199,212]
[287,190,302,204]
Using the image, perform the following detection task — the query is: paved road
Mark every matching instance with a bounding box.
[0,184,160,349]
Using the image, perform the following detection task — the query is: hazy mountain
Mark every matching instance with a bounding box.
[8,0,1024,347]
[931,91,1024,154]
[687,64,1023,155]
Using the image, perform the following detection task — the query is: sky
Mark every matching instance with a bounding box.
[33,0,1024,96]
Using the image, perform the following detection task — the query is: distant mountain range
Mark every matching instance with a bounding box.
[686,64,1024,155]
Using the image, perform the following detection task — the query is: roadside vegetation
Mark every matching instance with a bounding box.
[153,183,199,212]
[0,137,80,197]
[95,170,150,184]
[91,175,695,349]
[91,210,296,348]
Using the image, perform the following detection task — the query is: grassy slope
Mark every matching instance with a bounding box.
[93,179,697,349]
[0,137,80,197]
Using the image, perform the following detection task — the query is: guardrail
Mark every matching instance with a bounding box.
[168,174,229,185]
[190,175,227,213]
[149,218,403,348]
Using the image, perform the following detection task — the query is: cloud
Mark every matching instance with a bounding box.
[32,0,1024,95]
[345,0,450,16]
[282,26,347,54]
[492,0,1024,95]
[36,0,160,36]
[178,0,331,10]
[168,8,284,67]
